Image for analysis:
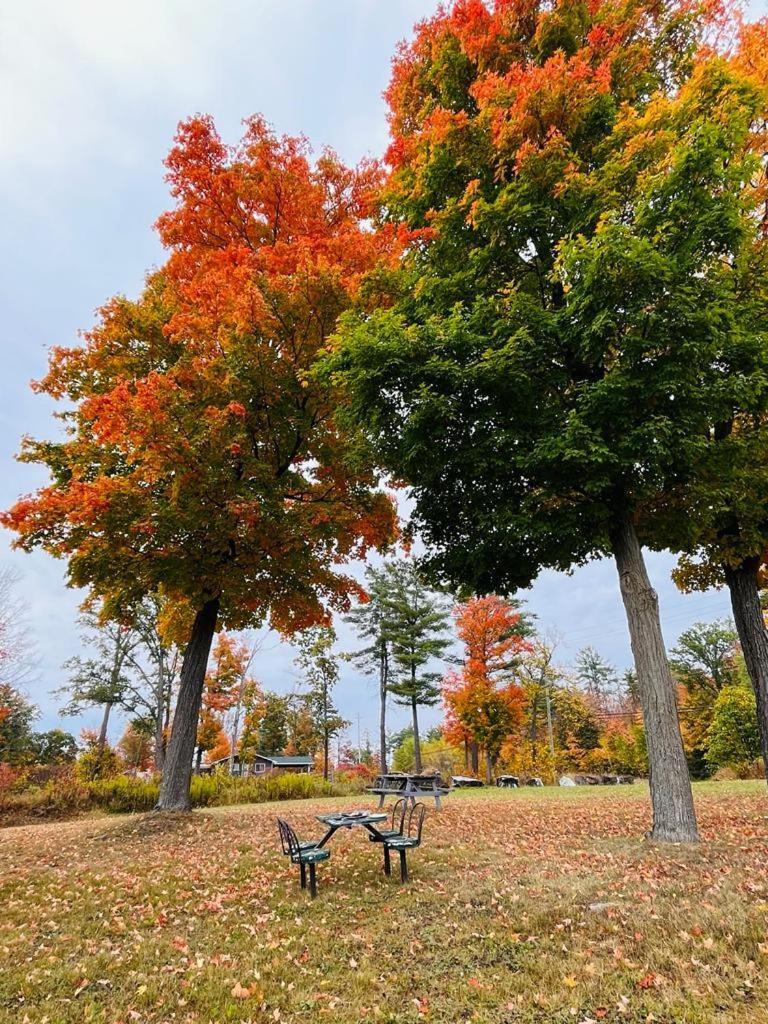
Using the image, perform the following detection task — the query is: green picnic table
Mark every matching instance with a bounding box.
[315,809,388,847]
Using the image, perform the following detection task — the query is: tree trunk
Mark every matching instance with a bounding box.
[98,702,112,750]
[379,643,388,775]
[545,687,555,761]
[610,516,698,842]
[485,748,493,785]
[156,597,220,812]
[724,558,768,783]
[154,663,165,774]
[323,728,329,781]
[470,741,479,775]
[411,697,422,772]
[229,681,244,775]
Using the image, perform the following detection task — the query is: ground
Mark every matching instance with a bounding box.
[2,783,768,1024]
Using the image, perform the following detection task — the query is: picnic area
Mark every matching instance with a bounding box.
[3,782,768,1024]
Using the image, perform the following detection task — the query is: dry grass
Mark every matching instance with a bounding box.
[1,781,768,1023]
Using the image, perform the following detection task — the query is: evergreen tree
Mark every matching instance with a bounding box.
[345,562,398,774]
[381,562,451,772]
[574,647,620,711]
[295,627,347,780]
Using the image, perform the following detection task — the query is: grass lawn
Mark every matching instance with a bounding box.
[2,782,768,1024]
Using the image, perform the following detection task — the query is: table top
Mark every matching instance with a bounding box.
[316,810,388,826]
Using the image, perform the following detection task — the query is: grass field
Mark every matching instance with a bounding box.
[2,781,768,1024]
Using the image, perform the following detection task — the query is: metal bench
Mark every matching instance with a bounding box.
[367,772,450,810]
[276,817,330,899]
[382,803,427,881]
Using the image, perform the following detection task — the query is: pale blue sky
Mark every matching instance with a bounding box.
[1,0,763,748]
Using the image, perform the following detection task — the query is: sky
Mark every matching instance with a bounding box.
[1,0,765,751]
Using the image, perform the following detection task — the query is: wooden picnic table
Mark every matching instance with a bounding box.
[315,810,388,848]
[366,772,450,810]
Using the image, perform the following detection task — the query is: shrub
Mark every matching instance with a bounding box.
[75,743,123,783]
[88,770,340,815]
[0,763,25,807]
[2,768,350,826]
[90,775,159,813]
[0,765,91,825]
[706,685,761,773]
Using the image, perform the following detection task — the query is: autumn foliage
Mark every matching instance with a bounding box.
[2,115,401,635]
[443,596,528,781]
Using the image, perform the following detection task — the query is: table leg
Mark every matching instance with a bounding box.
[317,826,339,848]
[300,863,306,890]
[383,846,391,876]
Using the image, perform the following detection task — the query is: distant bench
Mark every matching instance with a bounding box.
[367,772,450,811]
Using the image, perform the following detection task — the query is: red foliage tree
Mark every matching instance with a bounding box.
[2,116,401,810]
[444,596,529,782]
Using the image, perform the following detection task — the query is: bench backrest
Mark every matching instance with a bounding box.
[276,817,301,857]
[390,797,408,835]
[406,802,426,844]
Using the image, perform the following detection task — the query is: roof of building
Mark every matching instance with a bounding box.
[207,753,314,767]
[262,754,314,766]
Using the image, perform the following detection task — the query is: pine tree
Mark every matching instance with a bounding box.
[381,563,451,772]
[345,562,397,774]
[295,627,347,781]
[574,647,620,712]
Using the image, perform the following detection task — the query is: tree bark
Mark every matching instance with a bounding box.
[229,681,244,775]
[154,662,165,774]
[411,696,422,772]
[470,741,479,775]
[724,558,768,783]
[611,515,698,842]
[156,597,220,812]
[379,642,388,775]
[98,702,112,750]
[485,748,493,785]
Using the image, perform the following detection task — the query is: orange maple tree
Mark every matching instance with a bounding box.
[2,115,401,809]
[443,596,529,782]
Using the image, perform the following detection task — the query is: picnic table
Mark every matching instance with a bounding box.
[315,809,389,848]
[367,772,450,810]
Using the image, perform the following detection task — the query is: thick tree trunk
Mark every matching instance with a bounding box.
[470,741,479,775]
[411,697,422,772]
[611,516,698,842]
[485,748,493,785]
[156,597,220,812]
[379,645,388,775]
[98,702,112,750]
[724,558,768,783]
